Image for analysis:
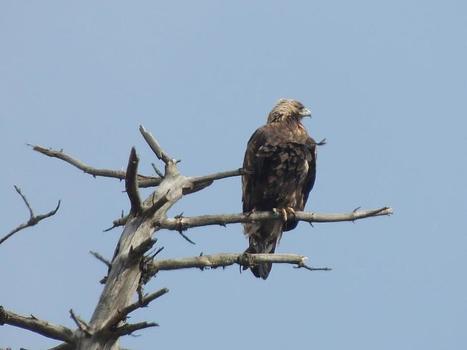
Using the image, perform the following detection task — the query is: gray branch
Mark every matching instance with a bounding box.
[148,253,330,275]
[0,306,74,343]
[184,168,244,194]
[157,207,393,232]
[139,125,172,165]
[0,186,61,246]
[190,168,244,185]
[103,214,129,232]
[69,309,91,336]
[32,145,161,188]
[113,321,159,337]
[90,251,112,268]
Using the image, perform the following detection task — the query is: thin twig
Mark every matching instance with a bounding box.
[14,185,34,217]
[157,207,393,232]
[125,147,142,215]
[171,214,196,244]
[0,186,61,246]
[295,260,332,271]
[103,214,129,232]
[113,321,159,336]
[69,309,91,336]
[90,251,111,268]
[32,145,161,187]
[175,230,196,245]
[151,163,164,178]
[139,125,172,164]
[0,306,74,343]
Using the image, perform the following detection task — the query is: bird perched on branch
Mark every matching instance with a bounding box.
[242,99,318,279]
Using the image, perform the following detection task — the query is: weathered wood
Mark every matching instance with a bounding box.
[0,126,392,350]
[76,139,196,349]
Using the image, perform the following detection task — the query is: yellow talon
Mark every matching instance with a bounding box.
[273,208,289,222]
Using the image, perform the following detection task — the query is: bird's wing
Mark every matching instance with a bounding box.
[242,126,268,213]
[300,136,317,209]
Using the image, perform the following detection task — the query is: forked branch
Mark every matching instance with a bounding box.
[101,288,169,332]
[0,186,60,246]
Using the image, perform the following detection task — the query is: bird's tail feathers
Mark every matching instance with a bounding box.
[244,236,277,280]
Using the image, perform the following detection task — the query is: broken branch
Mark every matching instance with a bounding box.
[139,125,172,164]
[125,147,142,215]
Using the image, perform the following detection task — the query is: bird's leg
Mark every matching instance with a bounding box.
[245,208,256,217]
[273,208,288,222]
[272,207,296,223]
[285,207,296,222]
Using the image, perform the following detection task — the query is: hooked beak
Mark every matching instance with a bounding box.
[300,107,312,118]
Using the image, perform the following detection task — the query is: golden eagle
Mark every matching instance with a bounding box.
[242,99,317,279]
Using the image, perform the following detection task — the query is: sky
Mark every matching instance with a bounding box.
[1,1,466,349]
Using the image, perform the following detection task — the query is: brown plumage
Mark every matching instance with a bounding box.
[242,99,317,279]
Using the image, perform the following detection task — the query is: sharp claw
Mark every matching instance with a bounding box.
[273,208,289,222]
[286,207,296,221]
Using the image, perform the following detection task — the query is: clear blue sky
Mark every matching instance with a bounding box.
[1,1,466,349]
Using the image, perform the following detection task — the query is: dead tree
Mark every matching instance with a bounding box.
[0,126,392,349]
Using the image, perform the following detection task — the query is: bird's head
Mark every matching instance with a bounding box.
[267,98,311,124]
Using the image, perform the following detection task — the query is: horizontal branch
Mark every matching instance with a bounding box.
[0,306,74,343]
[189,168,243,186]
[157,207,393,231]
[148,253,329,275]
[183,168,244,195]
[32,145,161,187]
[0,186,61,246]
[104,168,243,230]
